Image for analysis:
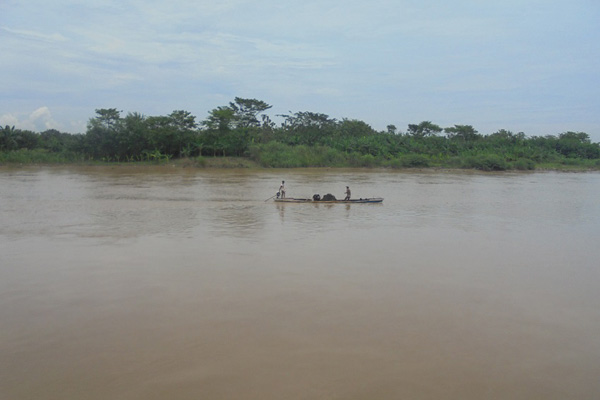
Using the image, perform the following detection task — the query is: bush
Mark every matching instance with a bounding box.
[348,153,379,167]
[195,156,206,167]
[249,142,295,167]
[399,154,431,168]
[0,149,84,163]
[385,154,430,168]
[462,154,508,171]
[248,143,347,167]
[561,158,582,166]
[512,158,535,170]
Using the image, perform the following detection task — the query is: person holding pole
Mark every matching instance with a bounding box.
[344,186,351,201]
[279,180,286,199]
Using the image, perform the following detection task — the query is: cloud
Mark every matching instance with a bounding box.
[1,26,67,42]
[0,107,61,132]
[0,114,19,127]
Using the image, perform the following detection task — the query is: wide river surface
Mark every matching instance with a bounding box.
[1,166,599,399]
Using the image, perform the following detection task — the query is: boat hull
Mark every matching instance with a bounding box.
[274,197,383,204]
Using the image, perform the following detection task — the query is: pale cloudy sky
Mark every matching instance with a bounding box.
[1,0,599,140]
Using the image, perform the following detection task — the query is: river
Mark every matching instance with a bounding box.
[1,166,599,399]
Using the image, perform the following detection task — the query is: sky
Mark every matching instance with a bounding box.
[1,0,600,141]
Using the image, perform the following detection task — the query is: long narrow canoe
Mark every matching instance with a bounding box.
[274,197,383,204]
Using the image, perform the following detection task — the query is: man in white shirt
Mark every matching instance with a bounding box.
[279,180,286,198]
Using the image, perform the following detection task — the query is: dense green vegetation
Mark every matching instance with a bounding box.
[2,98,600,170]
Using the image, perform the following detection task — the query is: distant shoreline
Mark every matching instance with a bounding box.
[1,156,599,172]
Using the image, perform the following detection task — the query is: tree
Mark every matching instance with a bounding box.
[279,111,337,146]
[489,129,525,140]
[407,121,442,137]
[169,110,197,131]
[40,129,76,152]
[558,131,590,143]
[281,111,336,130]
[145,115,188,157]
[200,106,243,157]
[1,125,18,151]
[120,112,149,158]
[93,108,121,130]
[202,106,236,133]
[445,124,480,141]
[229,97,272,128]
[84,109,123,158]
[555,131,599,158]
[167,110,199,157]
[337,119,376,138]
[258,114,277,142]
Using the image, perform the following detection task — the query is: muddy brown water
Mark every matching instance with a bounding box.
[1,166,599,399]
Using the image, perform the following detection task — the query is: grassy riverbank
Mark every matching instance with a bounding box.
[2,149,599,171]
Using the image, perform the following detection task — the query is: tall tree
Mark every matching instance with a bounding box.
[0,125,18,151]
[407,121,442,137]
[203,106,236,133]
[121,112,149,158]
[229,97,272,128]
[338,119,376,137]
[169,110,197,131]
[445,125,480,141]
[85,108,123,158]
[281,111,336,130]
[280,111,337,146]
[558,131,590,143]
[92,108,121,130]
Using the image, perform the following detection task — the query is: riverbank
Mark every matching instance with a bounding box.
[2,160,599,173]
[1,151,599,172]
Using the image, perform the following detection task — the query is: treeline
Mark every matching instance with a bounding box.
[2,97,600,170]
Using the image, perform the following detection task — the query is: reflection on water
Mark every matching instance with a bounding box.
[1,166,600,400]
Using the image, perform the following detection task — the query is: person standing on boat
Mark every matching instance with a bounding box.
[279,180,286,198]
[344,186,351,201]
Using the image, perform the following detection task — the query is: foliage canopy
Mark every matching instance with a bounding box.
[2,97,599,170]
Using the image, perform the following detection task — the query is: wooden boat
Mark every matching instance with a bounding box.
[274,197,383,204]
